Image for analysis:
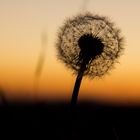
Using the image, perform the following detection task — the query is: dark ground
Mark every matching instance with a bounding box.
[0,100,140,139]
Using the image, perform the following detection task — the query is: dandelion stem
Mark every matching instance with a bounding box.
[71,70,83,107]
[71,61,86,107]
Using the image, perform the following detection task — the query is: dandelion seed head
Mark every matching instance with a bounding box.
[56,12,124,78]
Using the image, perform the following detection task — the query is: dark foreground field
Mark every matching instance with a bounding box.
[0,101,140,139]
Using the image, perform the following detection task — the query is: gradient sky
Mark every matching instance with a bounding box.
[0,0,140,104]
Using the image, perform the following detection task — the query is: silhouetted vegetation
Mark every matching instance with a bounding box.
[34,31,47,94]
[0,101,140,139]
[0,87,7,104]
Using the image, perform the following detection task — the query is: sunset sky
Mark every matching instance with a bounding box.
[0,0,140,105]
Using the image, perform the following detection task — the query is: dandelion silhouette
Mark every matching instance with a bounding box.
[56,12,124,107]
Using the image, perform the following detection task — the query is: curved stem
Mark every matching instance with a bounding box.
[71,60,87,107]
[71,70,84,107]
